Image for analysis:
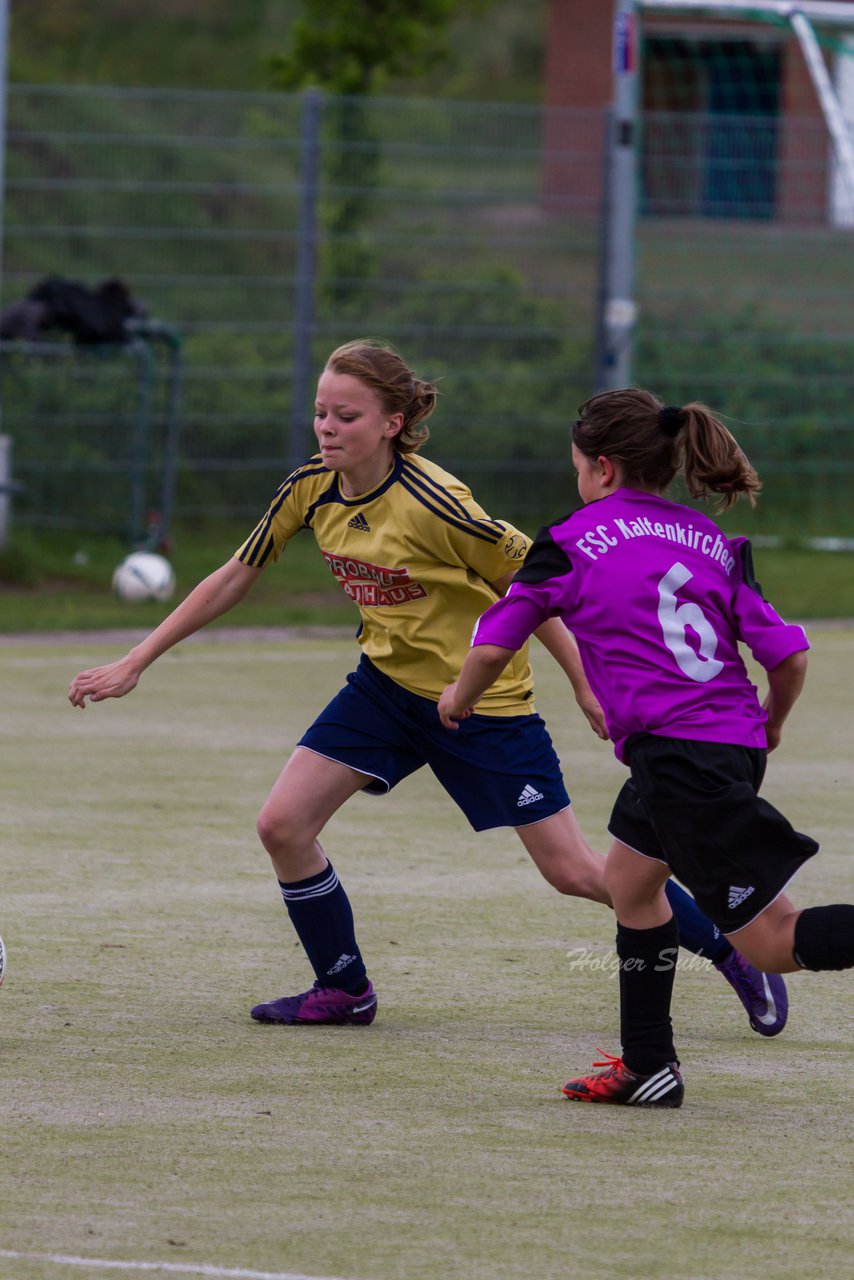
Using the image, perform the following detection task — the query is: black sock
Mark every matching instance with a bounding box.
[793,905,854,971]
[278,861,367,992]
[617,916,679,1076]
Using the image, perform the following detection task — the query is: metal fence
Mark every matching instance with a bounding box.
[0,324,182,546]
[2,82,853,539]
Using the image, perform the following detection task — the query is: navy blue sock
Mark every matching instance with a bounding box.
[617,916,679,1076]
[665,879,731,963]
[278,862,367,993]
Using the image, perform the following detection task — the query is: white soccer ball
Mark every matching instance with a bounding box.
[112,551,176,603]
[0,934,6,987]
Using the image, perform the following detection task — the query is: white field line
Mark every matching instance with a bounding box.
[0,1251,364,1280]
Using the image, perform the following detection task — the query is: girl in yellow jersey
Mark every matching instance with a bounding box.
[69,340,785,1032]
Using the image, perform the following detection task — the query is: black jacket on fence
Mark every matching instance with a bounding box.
[0,275,147,345]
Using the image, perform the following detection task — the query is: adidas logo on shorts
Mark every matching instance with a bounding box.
[517,783,544,807]
[728,885,755,910]
[347,512,371,532]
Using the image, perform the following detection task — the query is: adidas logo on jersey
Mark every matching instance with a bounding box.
[517,783,544,807]
[347,512,371,532]
[728,885,755,910]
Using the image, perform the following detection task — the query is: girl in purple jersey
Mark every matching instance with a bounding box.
[439,387,854,1108]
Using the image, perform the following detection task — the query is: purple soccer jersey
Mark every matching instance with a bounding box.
[472,489,809,762]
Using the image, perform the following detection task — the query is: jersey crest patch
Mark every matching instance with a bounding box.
[502,532,528,561]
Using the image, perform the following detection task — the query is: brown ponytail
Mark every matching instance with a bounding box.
[572,387,761,510]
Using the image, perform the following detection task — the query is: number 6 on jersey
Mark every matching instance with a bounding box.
[657,561,724,683]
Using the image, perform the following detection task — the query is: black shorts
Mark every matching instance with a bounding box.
[608,734,819,933]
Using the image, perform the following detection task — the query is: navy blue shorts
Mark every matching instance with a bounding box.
[297,655,570,832]
[608,734,819,933]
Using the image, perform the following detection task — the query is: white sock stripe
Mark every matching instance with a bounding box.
[284,877,340,902]
[280,869,340,902]
[281,880,340,904]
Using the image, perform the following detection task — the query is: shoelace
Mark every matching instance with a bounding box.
[591,1048,625,1076]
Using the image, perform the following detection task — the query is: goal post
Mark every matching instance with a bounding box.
[832,30,854,221]
[788,8,854,213]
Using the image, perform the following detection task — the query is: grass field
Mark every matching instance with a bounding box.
[3,528,854,632]
[1,629,853,1280]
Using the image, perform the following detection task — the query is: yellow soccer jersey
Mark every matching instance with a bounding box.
[235,452,535,713]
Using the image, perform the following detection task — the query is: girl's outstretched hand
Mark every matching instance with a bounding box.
[68,656,141,707]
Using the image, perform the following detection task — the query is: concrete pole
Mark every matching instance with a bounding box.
[599,0,639,391]
[290,89,321,473]
[0,0,7,304]
[0,2,8,488]
[0,434,11,548]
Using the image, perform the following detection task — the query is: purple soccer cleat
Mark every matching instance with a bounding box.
[251,980,378,1026]
[715,950,788,1036]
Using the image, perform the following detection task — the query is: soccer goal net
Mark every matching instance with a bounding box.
[635,1,854,225]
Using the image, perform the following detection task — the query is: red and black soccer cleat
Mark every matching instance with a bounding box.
[562,1050,684,1107]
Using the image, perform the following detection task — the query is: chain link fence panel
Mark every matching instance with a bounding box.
[2,81,852,537]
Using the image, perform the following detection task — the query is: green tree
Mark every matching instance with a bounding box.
[267,0,492,302]
[267,0,475,94]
